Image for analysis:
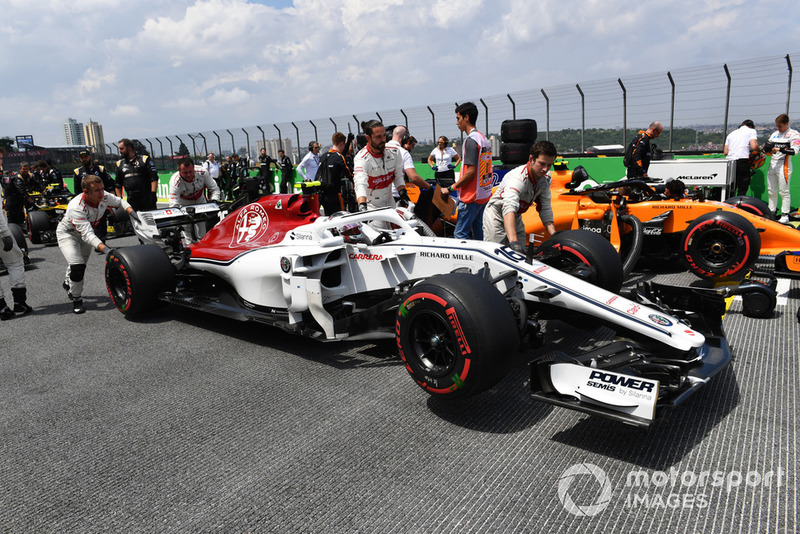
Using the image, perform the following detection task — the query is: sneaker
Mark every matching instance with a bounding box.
[0,305,14,321]
[72,299,86,315]
[13,302,33,315]
[779,214,790,224]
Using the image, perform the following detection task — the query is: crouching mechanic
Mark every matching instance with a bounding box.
[168,157,220,208]
[57,175,138,314]
[0,188,33,319]
[483,141,558,253]
[353,120,408,212]
[168,157,221,242]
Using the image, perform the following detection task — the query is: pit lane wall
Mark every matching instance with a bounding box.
[145,154,796,211]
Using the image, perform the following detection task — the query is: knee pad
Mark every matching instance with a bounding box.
[69,264,87,282]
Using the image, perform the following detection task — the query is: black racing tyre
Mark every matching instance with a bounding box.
[680,211,761,281]
[500,142,533,165]
[724,196,774,220]
[500,119,537,144]
[105,244,175,316]
[537,230,624,293]
[26,210,50,244]
[8,223,27,251]
[396,273,519,400]
[619,214,644,279]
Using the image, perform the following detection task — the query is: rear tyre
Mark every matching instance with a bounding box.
[105,245,175,316]
[537,230,623,293]
[27,210,50,244]
[396,273,519,400]
[500,119,537,143]
[724,196,774,220]
[500,142,533,165]
[680,211,760,281]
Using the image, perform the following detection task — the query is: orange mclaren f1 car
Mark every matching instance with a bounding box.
[518,165,800,281]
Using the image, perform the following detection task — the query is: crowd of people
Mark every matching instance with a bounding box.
[1,106,797,319]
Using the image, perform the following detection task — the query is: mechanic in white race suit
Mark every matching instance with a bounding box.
[0,187,33,319]
[764,113,800,223]
[483,141,558,253]
[353,120,408,212]
[168,157,220,208]
[57,174,138,314]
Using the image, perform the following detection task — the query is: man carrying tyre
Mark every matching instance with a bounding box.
[482,141,558,253]
[57,175,138,314]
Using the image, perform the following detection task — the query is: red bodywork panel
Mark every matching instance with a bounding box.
[189,194,320,262]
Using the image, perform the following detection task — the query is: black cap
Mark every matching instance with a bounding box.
[79,150,91,156]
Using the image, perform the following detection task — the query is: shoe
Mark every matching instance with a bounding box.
[0,305,14,321]
[23,255,30,266]
[779,214,789,224]
[13,302,33,315]
[72,299,85,315]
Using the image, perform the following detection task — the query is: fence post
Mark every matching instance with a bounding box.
[400,109,408,129]
[241,128,250,161]
[145,139,155,162]
[480,98,488,136]
[256,126,266,154]
[723,64,731,138]
[618,79,627,148]
[576,84,585,152]
[166,138,175,171]
[541,89,550,140]
[427,106,435,144]
[212,131,221,157]
[197,133,207,156]
[291,123,300,162]
[329,118,337,133]
[507,94,515,120]
[353,115,360,133]
[188,134,197,157]
[309,120,318,144]
[667,72,675,151]
[273,124,282,151]
[226,130,235,157]
[786,54,793,115]
[156,138,164,171]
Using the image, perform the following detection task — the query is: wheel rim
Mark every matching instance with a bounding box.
[107,266,130,306]
[695,228,737,267]
[408,310,457,377]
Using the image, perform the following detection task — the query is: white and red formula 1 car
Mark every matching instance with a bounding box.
[105,186,732,427]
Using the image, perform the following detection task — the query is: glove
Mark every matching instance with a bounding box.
[346,133,355,143]
[509,241,526,255]
[780,146,794,155]
[103,246,115,259]
[447,163,455,170]
[763,141,775,153]
[430,164,437,170]
[398,189,410,203]
[128,210,141,225]
[358,202,368,212]
[150,191,158,207]
[2,235,13,252]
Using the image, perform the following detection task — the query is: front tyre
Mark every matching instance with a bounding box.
[27,210,49,244]
[396,273,519,400]
[680,211,760,281]
[105,244,175,316]
[537,230,623,293]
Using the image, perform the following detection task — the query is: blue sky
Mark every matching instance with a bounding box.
[0,0,797,148]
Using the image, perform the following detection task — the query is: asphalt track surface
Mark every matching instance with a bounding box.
[0,234,797,533]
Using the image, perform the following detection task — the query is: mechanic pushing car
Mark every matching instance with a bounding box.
[58,175,140,314]
[483,140,558,253]
[0,186,33,320]
[353,120,408,212]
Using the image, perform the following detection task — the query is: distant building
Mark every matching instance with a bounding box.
[63,118,85,145]
[256,137,294,162]
[83,120,105,155]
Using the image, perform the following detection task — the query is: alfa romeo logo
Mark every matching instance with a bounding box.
[557,463,613,516]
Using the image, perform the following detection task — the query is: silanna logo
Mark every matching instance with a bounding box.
[230,203,269,247]
[557,463,613,516]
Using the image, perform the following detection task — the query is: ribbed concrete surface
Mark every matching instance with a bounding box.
[0,238,796,533]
